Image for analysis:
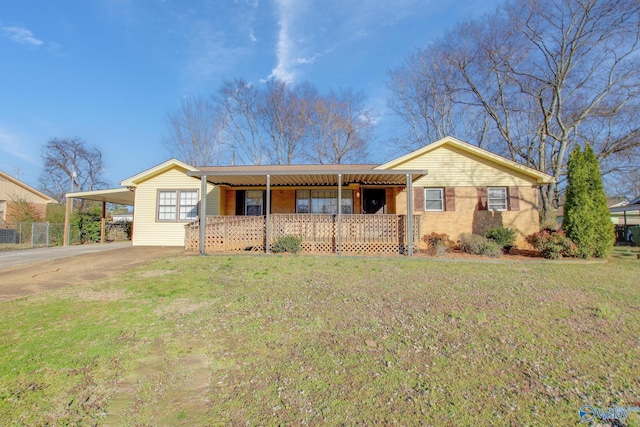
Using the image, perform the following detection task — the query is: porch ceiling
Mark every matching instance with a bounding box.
[188,165,428,187]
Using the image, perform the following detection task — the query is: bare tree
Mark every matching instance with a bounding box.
[260,79,309,165]
[162,95,226,166]
[40,138,106,202]
[304,88,373,164]
[388,0,640,221]
[217,79,266,165]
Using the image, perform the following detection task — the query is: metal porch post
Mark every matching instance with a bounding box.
[199,175,207,255]
[337,174,342,256]
[406,174,413,256]
[266,174,271,254]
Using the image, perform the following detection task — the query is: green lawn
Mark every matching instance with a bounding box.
[1,250,639,426]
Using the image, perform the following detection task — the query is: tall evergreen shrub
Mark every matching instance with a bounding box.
[562,145,615,258]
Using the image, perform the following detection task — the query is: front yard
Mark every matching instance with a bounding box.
[1,250,639,425]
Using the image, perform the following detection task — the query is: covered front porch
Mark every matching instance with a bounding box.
[187,165,428,256]
[186,213,421,255]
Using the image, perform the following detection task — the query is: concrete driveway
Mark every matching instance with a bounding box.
[0,243,185,302]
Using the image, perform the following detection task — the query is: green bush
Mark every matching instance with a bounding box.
[484,226,517,251]
[562,145,615,258]
[422,232,453,256]
[459,233,502,257]
[272,235,303,254]
[72,204,103,243]
[526,230,577,259]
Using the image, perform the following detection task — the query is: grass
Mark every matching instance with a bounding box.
[1,252,639,425]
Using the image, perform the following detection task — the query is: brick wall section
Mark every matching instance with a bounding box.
[271,189,296,213]
[5,201,47,222]
[396,186,540,247]
[223,188,235,215]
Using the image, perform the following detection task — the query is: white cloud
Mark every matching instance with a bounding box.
[1,25,44,46]
[0,128,38,164]
[269,0,297,83]
[266,0,428,84]
[184,19,249,82]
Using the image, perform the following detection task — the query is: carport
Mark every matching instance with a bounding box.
[63,187,135,246]
[610,203,640,244]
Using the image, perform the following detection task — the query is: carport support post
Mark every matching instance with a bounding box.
[63,196,72,246]
[406,174,413,256]
[100,201,106,244]
[266,174,271,254]
[199,175,207,255]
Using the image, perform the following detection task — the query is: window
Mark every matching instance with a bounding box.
[487,187,507,211]
[424,188,444,211]
[157,190,198,221]
[296,190,353,214]
[0,200,5,221]
[245,190,263,216]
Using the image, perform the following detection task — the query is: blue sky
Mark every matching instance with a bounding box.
[0,0,501,190]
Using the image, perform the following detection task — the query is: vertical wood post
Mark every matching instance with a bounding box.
[337,174,342,256]
[199,175,207,255]
[100,201,106,244]
[266,174,271,254]
[406,174,413,256]
[63,197,72,246]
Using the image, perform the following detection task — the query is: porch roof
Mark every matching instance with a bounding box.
[189,164,428,186]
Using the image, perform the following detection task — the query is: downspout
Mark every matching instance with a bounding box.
[199,175,207,255]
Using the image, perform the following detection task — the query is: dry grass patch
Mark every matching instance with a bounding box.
[0,253,639,425]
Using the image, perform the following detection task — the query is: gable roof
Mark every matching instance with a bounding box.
[0,170,57,203]
[376,136,554,184]
[120,158,199,187]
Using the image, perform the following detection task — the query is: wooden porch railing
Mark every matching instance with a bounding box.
[186,214,420,255]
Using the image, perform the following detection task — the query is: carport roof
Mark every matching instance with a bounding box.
[610,204,640,213]
[66,187,135,205]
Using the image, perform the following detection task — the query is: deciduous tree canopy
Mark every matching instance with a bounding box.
[165,79,375,166]
[39,138,106,202]
[388,0,640,220]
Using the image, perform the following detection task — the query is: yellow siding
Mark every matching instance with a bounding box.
[132,167,220,246]
[0,177,51,204]
[393,145,538,187]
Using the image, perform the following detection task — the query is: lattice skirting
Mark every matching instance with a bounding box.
[187,214,420,255]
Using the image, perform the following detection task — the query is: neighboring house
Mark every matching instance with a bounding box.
[608,197,640,226]
[67,137,554,254]
[111,213,134,222]
[0,171,57,222]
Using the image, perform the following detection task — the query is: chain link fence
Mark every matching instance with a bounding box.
[0,221,131,251]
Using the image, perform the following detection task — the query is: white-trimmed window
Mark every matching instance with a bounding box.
[0,200,5,221]
[296,190,353,214]
[487,187,507,211]
[157,190,198,221]
[424,188,444,211]
[245,190,264,216]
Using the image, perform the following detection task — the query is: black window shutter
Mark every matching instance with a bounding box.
[235,190,245,215]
